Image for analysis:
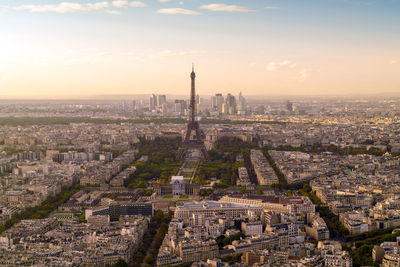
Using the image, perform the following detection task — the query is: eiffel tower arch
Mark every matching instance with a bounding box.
[177,66,208,160]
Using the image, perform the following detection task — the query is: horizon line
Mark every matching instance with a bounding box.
[1,92,400,100]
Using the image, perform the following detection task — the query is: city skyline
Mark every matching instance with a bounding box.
[1,65,400,266]
[1,0,400,98]
[2,2,400,264]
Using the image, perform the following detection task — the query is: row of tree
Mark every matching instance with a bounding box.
[266,143,388,157]
[130,211,172,267]
[262,149,287,184]
[298,182,349,240]
[343,228,400,267]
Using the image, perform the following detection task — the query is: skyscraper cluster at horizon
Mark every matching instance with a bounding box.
[146,91,247,117]
[149,94,167,114]
[211,92,246,115]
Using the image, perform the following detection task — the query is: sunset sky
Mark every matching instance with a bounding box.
[0,0,399,98]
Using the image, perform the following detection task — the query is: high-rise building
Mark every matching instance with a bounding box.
[216,93,224,114]
[149,94,157,111]
[174,100,186,115]
[174,101,182,115]
[158,95,167,106]
[221,102,227,114]
[225,93,237,115]
[161,103,168,116]
[238,92,246,115]
[211,95,217,111]
[286,100,294,112]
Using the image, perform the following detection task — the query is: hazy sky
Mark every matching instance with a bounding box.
[0,0,399,98]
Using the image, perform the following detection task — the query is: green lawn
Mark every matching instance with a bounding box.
[181,171,194,178]
[184,161,198,169]
[196,137,258,186]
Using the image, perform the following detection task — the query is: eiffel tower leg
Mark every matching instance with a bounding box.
[184,127,192,142]
[176,148,184,160]
[195,127,202,141]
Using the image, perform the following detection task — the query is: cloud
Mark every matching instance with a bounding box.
[266,60,297,71]
[200,4,255,12]
[112,0,128,8]
[264,6,280,10]
[14,2,110,13]
[390,60,398,64]
[130,1,146,7]
[159,0,170,2]
[12,1,145,13]
[156,8,200,15]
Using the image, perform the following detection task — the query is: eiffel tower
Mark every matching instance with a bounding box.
[177,65,207,160]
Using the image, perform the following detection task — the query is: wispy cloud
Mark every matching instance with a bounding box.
[200,4,255,12]
[14,2,110,13]
[11,1,145,13]
[112,0,128,8]
[159,0,170,2]
[156,8,200,15]
[130,1,146,7]
[390,60,398,64]
[266,60,297,71]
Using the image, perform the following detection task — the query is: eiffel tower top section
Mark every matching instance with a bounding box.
[189,64,196,124]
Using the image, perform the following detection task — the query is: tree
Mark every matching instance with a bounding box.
[112,259,128,267]
[286,189,293,197]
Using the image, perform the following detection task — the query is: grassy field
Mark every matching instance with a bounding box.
[184,161,198,169]
[181,171,194,178]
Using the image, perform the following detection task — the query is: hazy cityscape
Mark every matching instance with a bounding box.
[1,76,400,266]
[2,0,400,266]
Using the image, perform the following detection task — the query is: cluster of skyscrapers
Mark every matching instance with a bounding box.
[211,92,246,115]
[149,94,167,112]
[147,92,246,116]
